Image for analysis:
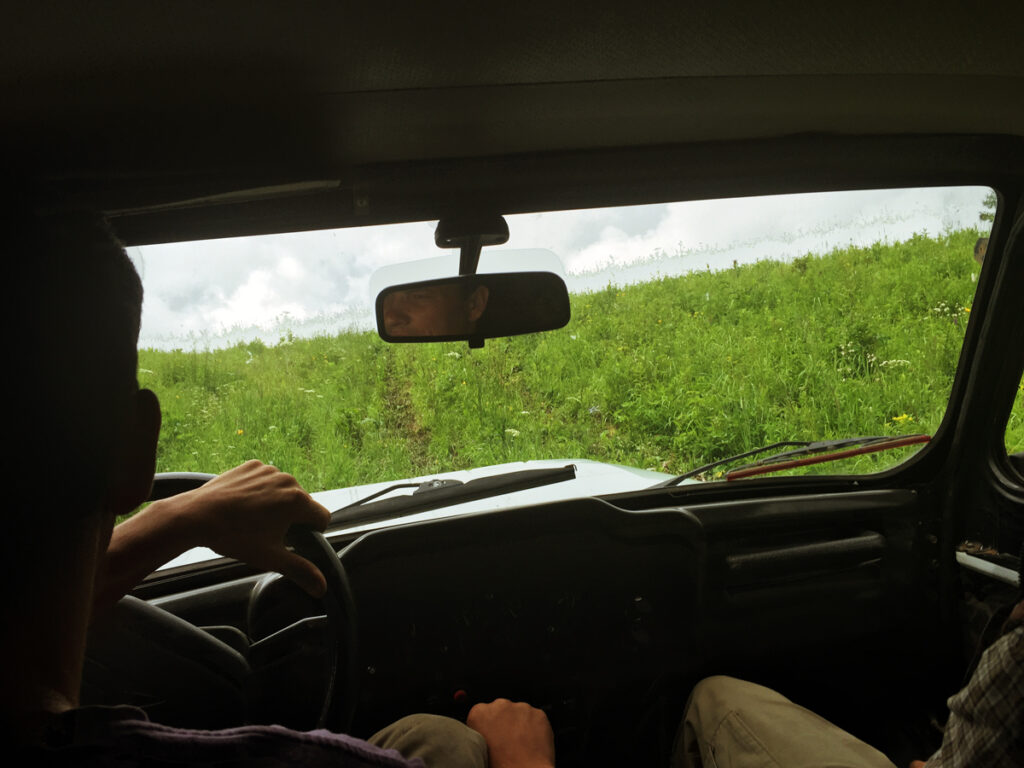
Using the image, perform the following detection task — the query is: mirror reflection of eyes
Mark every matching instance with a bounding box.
[408,289,438,301]
[386,287,447,306]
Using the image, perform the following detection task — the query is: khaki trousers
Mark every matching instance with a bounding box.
[673,676,899,768]
[369,713,488,768]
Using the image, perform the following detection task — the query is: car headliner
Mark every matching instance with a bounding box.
[6,2,1024,245]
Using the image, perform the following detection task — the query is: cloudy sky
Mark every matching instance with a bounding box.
[129,186,991,350]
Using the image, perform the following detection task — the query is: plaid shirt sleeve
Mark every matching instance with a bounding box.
[924,624,1023,768]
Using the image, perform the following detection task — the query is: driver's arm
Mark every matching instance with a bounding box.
[93,460,330,617]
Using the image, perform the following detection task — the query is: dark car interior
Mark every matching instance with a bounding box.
[8,4,1024,767]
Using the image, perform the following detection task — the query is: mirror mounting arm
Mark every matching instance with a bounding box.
[459,239,483,276]
[435,214,509,276]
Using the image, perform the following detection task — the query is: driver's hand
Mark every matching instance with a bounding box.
[467,699,555,768]
[162,460,331,597]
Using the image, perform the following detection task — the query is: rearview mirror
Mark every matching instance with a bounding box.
[375,272,570,346]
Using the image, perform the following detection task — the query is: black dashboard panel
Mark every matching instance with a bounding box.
[340,498,704,735]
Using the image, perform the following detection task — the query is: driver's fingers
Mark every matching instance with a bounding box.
[308,498,331,530]
[266,549,328,598]
[279,491,331,531]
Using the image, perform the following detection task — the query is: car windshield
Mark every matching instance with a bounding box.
[131,186,994,497]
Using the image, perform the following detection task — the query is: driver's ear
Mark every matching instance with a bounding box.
[110,388,162,516]
[467,285,489,322]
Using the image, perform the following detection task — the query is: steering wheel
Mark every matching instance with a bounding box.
[87,472,359,733]
[283,520,360,732]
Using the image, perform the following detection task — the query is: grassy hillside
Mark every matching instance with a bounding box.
[140,227,1017,491]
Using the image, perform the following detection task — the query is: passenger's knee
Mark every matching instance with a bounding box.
[389,713,476,739]
[693,674,742,691]
[690,675,745,705]
[369,713,487,768]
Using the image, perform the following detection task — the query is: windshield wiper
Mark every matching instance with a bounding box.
[655,434,930,487]
[328,464,577,528]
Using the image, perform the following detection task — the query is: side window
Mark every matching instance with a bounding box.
[1006,370,1024,471]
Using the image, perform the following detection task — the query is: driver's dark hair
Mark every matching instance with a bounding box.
[4,200,143,521]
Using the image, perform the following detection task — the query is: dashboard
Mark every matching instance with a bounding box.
[247,498,703,763]
[89,487,936,768]
[348,499,700,725]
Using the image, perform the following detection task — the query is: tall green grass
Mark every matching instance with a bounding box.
[140,228,1017,491]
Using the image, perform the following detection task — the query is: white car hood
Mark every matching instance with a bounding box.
[157,459,677,571]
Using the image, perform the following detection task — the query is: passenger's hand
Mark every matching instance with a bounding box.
[466,699,555,768]
[153,460,331,597]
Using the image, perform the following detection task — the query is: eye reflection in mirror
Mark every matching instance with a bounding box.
[382,282,490,338]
